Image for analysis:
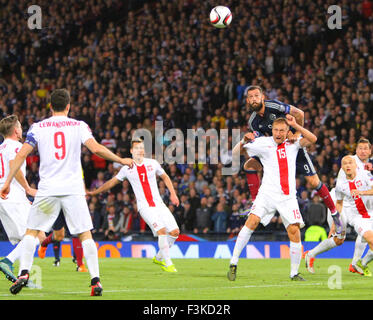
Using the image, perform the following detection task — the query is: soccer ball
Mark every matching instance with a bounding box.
[209,6,232,28]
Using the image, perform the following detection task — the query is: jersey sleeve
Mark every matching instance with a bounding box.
[115,166,128,182]
[335,184,344,201]
[364,171,373,188]
[80,121,94,144]
[154,160,166,176]
[266,99,291,114]
[293,136,302,149]
[243,138,263,157]
[6,143,21,162]
[24,124,38,148]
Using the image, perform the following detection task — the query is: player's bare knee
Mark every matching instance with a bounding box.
[78,230,92,242]
[244,158,262,172]
[287,224,301,242]
[306,175,320,189]
[333,237,344,246]
[363,231,373,248]
[245,214,260,230]
[157,228,167,236]
[169,229,180,238]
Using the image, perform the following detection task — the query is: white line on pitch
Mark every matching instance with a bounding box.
[0,282,326,296]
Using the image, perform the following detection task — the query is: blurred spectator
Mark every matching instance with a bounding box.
[211,203,228,233]
[194,197,211,234]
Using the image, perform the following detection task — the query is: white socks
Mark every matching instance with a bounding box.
[290,241,302,277]
[156,235,178,262]
[82,239,100,280]
[352,235,367,265]
[7,236,40,264]
[19,234,37,273]
[308,237,337,258]
[158,235,172,266]
[230,226,254,265]
[362,249,373,267]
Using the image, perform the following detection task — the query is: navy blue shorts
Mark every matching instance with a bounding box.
[52,211,67,231]
[247,148,316,177]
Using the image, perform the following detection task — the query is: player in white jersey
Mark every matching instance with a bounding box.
[0,115,43,283]
[0,89,134,296]
[227,115,318,281]
[304,138,373,275]
[88,138,180,272]
[341,138,373,273]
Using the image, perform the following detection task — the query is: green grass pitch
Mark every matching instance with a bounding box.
[0,257,373,300]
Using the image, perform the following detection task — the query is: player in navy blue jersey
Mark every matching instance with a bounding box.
[243,85,344,233]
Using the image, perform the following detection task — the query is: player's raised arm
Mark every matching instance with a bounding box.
[87,176,121,196]
[160,173,179,206]
[84,137,134,168]
[285,114,317,147]
[0,143,34,199]
[289,105,304,126]
[232,132,256,156]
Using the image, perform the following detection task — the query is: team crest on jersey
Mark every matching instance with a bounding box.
[147,165,153,172]
[356,180,362,188]
[270,114,276,120]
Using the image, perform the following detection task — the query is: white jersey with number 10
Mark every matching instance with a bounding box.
[0,139,28,202]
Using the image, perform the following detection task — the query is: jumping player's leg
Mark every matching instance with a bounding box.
[287,223,304,279]
[243,157,262,201]
[230,214,260,266]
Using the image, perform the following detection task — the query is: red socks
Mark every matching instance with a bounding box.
[41,233,54,247]
[72,237,84,267]
[316,183,337,214]
[245,171,260,201]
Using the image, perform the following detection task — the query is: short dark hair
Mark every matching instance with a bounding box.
[0,115,19,138]
[131,137,144,147]
[357,137,371,148]
[246,85,263,94]
[50,89,70,111]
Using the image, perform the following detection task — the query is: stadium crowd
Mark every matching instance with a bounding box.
[0,0,372,240]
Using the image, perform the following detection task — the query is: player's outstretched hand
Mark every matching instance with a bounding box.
[0,184,10,200]
[170,193,180,207]
[121,158,134,168]
[364,163,373,171]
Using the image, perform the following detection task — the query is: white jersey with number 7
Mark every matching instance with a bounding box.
[25,116,93,196]
[115,158,166,211]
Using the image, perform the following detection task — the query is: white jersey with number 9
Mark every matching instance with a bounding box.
[25,116,93,196]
